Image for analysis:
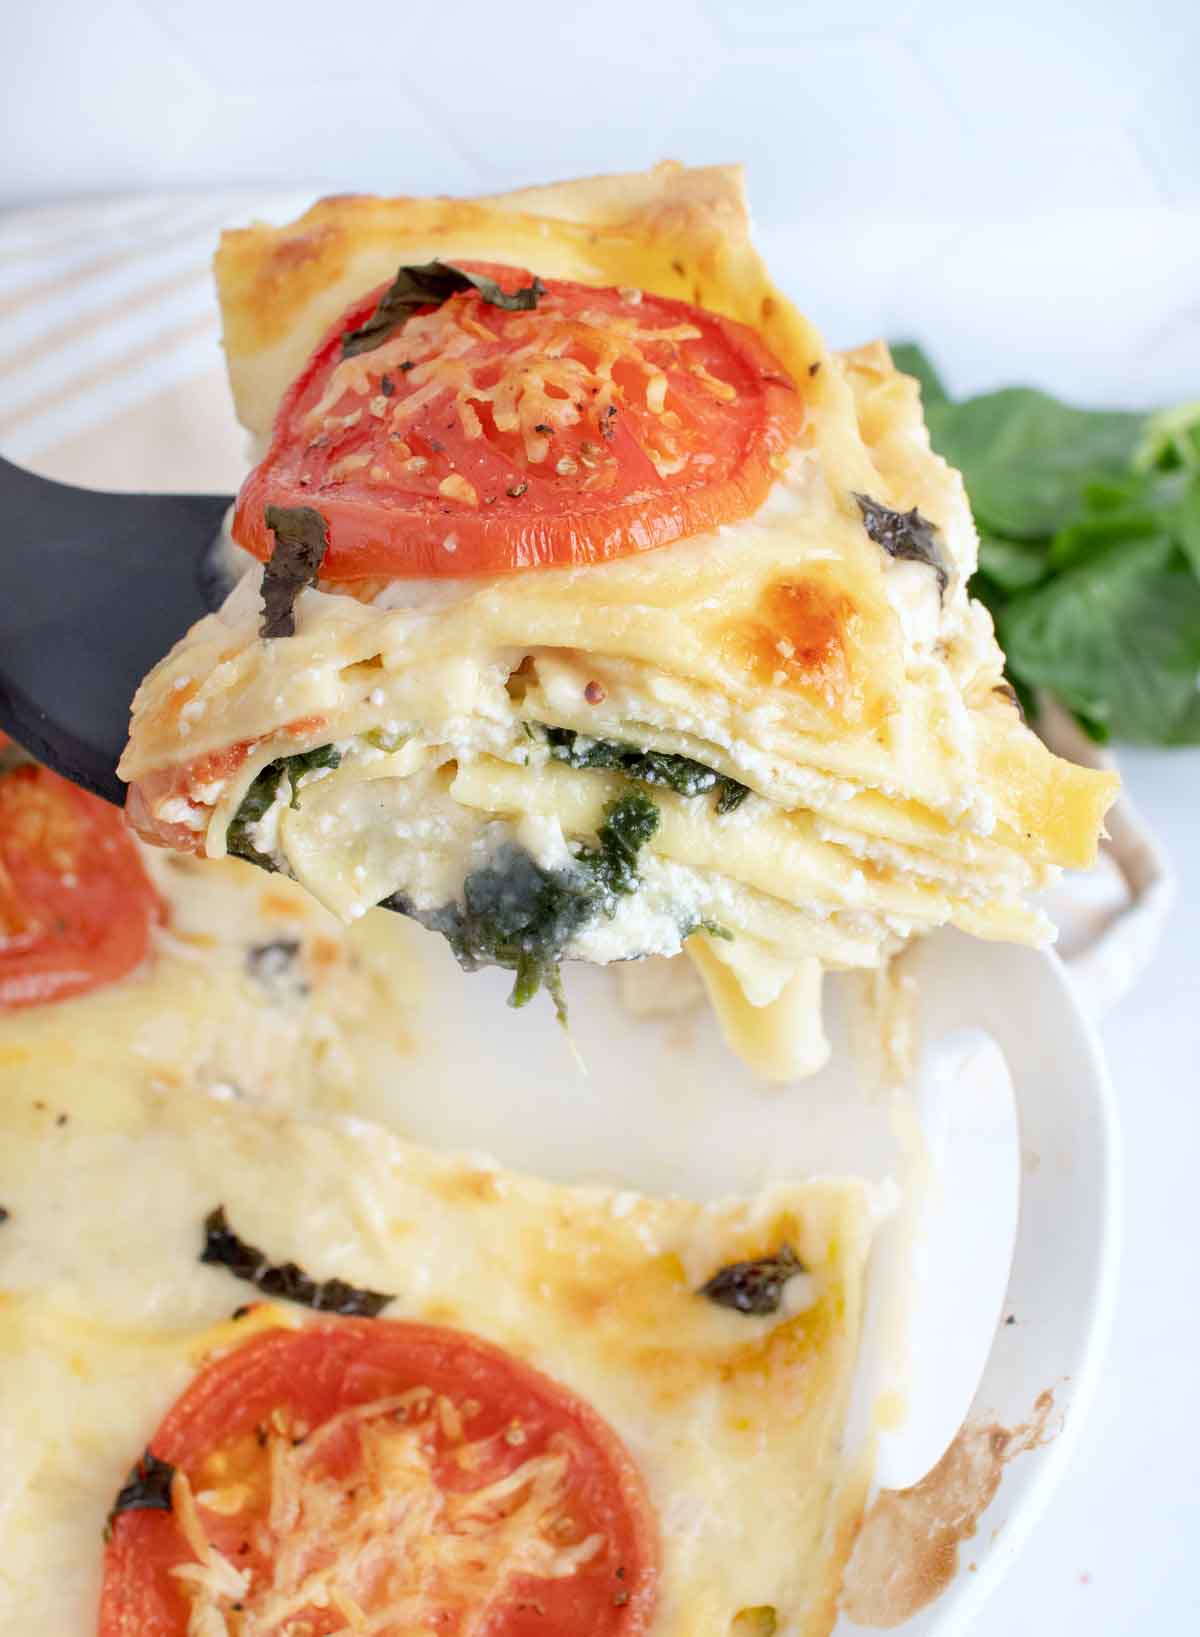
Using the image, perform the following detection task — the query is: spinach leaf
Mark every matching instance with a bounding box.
[999,535,1200,744]
[341,260,545,359]
[261,505,329,638]
[201,1205,394,1317]
[383,793,660,1022]
[1134,399,1200,473]
[105,1450,176,1542]
[544,727,749,814]
[896,340,1200,744]
[1174,471,1200,579]
[698,1245,805,1316]
[226,746,341,870]
[977,532,1049,591]
[925,388,1145,539]
[854,493,950,595]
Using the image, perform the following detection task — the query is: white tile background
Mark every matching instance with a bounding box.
[1,4,1198,1634]
[4,0,1197,220]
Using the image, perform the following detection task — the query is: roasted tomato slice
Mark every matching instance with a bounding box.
[0,759,163,1008]
[99,1318,659,1636]
[233,262,805,580]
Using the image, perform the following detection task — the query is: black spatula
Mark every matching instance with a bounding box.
[0,454,233,804]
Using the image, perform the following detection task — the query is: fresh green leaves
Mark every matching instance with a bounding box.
[226,745,342,870]
[923,382,1145,540]
[894,341,1200,744]
[543,726,750,813]
[383,793,660,1023]
[999,537,1200,744]
[854,493,950,596]
[261,505,329,638]
[341,260,546,359]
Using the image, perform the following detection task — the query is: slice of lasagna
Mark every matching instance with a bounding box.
[1,1079,875,1635]
[119,164,1117,1077]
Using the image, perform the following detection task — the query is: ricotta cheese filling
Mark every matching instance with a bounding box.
[122,429,1111,1079]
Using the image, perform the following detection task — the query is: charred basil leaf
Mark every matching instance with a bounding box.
[200,1205,393,1317]
[382,792,660,1024]
[0,1205,9,1224]
[854,493,950,596]
[341,260,546,360]
[104,1448,176,1542]
[699,1244,805,1316]
[544,727,749,814]
[260,505,330,638]
[226,746,341,871]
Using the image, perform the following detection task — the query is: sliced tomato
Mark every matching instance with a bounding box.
[233,263,805,580]
[0,761,163,1008]
[99,1318,659,1636]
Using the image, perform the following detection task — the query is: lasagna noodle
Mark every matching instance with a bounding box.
[120,164,1117,1076]
[0,1081,874,1636]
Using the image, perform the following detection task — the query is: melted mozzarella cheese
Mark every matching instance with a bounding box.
[119,166,1118,1082]
[0,1082,874,1637]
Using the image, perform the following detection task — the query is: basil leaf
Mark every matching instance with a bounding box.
[699,1245,805,1316]
[341,260,545,359]
[105,1449,176,1542]
[854,493,950,595]
[261,505,329,638]
[201,1205,394,1317]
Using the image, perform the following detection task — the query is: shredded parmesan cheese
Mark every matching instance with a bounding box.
[438,473,479,507]
[302,296,709,469]
[169,1392,605,1635]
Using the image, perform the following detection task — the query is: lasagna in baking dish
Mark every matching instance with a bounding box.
[119,164,1118,1076]
[0,734,423,1115]
[1,1072,874,1635]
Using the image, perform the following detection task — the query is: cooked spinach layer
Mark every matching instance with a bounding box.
[542,726,749,814]
[383,792,660,1022]
[226,745,341,870]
